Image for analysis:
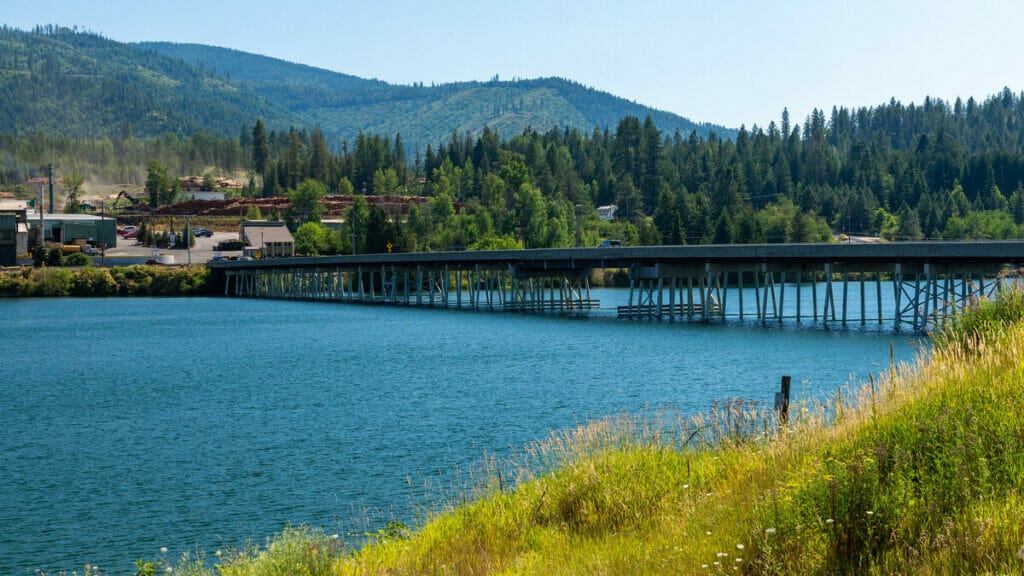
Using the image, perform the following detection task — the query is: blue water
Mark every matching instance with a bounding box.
[0,294,920,574]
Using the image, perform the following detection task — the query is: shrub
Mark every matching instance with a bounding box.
[30,267,74,296]
[63,252,92,267]
[46,246,63,266]
[217,526,342,576]
[72,267,118,296]
[31,245,46,267]
[110,266,155,295]
[149,266,209,296]
[0,270,32,296]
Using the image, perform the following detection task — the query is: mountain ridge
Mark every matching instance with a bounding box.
[140,41,734,148]
[0,26,733,150]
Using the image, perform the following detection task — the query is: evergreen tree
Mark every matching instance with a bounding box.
[897,202,923,240]
[252,119,269,179]
[364,205,390,254]
[713,212,734,244]
[308,128,330,185]
[285,129,303,190]
[347,195,370,254]
[1009,183,1024,225]
[145,159,170,209]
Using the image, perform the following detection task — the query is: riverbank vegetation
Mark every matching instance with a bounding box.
[138,288,1024,575]
[0,264,209,297]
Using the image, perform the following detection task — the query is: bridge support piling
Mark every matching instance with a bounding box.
[215,242,1021,330]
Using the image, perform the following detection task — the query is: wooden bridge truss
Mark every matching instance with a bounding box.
[216,242,1024,330]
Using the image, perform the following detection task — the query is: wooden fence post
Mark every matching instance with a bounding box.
[775,375,792,424]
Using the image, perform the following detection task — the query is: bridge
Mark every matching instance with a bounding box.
[208,241,1024,330]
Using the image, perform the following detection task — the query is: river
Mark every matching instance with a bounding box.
[0,292,920,574]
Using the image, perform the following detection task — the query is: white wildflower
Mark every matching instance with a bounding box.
[765,527,777,535]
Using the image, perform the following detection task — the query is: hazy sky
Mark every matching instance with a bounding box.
[7,0,1023,129]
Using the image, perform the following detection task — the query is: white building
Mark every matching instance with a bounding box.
[596,204,618,221]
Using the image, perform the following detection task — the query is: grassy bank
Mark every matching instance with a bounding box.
[0,264,210,297]
[147,290,1024,575]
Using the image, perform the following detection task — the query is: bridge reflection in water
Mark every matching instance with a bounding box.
[211,242,1024,330]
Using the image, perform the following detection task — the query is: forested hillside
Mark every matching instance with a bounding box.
[0,25,293,138]
[139,41,728,149]
[0,25,726,151]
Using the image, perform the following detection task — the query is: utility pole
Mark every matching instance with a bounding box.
[186,214,191,265]
[575,204,582,248]
[48,163,54,215]
[100,200,105,266]
[351,209,357,255]
[37,184,45,247]
[353,183,365,255]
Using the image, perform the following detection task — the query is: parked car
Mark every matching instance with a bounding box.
[117,225,137,237]
[215,239,244,251]
[193,228,214,237]
[144,259,166,266]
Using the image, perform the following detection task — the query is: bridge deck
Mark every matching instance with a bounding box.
[210,241,1024,272]
[210,242,1024,330]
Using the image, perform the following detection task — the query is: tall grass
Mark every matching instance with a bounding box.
[162,288,1024,575]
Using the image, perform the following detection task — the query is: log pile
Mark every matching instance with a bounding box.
[178,176,245,191]
[151,194,434,217]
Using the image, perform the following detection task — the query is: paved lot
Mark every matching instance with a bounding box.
[101,231,243,265]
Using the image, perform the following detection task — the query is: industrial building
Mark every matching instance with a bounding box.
[0,199,117,261]
[0,214,16,266]
[33,212,118,248]
[0,200,31,265]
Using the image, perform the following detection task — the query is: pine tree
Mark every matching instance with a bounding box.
[145,160,169,209]
[252,119,269,179]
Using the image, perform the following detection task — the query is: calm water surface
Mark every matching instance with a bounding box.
[0,294,921,574]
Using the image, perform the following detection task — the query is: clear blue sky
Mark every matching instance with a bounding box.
[6,0,1023,129]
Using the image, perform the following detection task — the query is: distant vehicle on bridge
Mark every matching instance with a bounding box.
[598,239,622,248]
